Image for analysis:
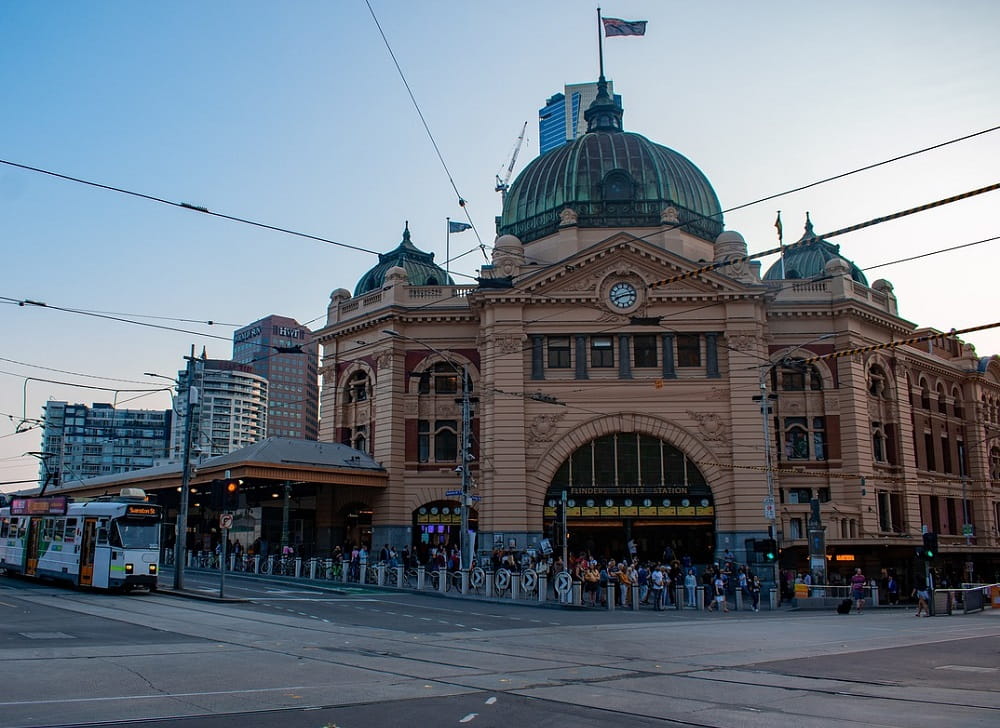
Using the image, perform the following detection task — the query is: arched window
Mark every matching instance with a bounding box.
[868,364,889,398]
[936,384,947,415]
[919,380,931,409]
[346,371,370,402]
[952,387,963,418]
[872,422,886,462]
[779,360,823,391]
[990,446,1000,482]
[602,170,634,201]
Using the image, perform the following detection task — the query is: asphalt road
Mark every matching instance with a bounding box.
[0,572,997,727]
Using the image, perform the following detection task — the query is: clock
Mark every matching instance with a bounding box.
[608,281,638,309]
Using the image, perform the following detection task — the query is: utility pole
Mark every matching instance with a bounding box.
[459,364,473,569]
[174,345,198,591]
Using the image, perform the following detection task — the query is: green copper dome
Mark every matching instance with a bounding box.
[499,78,723,244]
[354,223,454,296]
[763,214,868,285]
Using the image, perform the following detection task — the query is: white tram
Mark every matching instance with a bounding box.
[0,488,160,591]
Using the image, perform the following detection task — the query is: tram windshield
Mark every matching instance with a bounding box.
[111,518,160,549]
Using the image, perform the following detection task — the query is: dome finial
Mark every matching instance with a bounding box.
[804,211,814,236]
[584,76,624,133]
[403,221,411,243]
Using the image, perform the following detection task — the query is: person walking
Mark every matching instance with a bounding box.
[684,568,697,608]
[850,567,867,614]
[707,573,728,612]
[749,574,761,612]
[913,580,930,617]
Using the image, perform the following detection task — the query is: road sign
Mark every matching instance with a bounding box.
[469,495,481,502]
[445,489,463,496]
[763,497,776,520]
[219,513,234,530]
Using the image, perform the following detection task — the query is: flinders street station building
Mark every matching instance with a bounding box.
[316,77,1000,586]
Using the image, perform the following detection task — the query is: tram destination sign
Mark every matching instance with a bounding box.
[10,497,68,516]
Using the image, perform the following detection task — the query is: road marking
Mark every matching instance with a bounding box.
[936,664,998,673]
[459,713,478,723]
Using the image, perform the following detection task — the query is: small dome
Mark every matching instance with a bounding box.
[499,78,723,244]
[354,223,454,296]
[764,214,868,285]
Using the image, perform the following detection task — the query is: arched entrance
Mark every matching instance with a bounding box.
[544,433,714,564]
[412,500,479,563]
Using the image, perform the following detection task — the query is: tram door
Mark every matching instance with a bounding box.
[79,518,97,587]
[24,518,41,576]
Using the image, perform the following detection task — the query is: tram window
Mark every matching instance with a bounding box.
[114,519,160,549]
[65,518,78,540]
[0,518,8,538]
[97,520,109,545]
[53,519,65,542]
[42,520,54,541]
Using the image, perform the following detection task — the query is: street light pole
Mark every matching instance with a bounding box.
[384,329,474,570]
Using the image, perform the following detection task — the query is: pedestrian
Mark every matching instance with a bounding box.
[707,573,728,612]
[913,580,930,617]
[887,574,899,605]
[850,567,867,613]
[749,574,761,612]
[685,568,697,607]
[650,565,665,610]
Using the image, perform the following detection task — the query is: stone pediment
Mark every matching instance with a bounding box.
[517,235,752,302]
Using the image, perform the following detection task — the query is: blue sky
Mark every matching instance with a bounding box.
[2,1,999,489]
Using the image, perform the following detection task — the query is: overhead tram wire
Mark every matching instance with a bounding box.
[647,182,1000,289]
[364,0,487,259]
[0,159,381,258]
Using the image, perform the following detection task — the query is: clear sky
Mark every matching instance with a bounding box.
[2,1,999,491]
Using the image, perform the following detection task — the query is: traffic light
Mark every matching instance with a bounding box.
[921,532,937,559]
[222,478,241,510]
[754,538,777,561]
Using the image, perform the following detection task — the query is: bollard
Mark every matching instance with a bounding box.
[460,570,469,594]
[511,577,520,601]
[294,557,302,578]
[438,570,448,593]
[870,584,879,607]
[485,570,494,598]
[376,564,385,586]
[253,555,261,573]
[572,580,582,606]
[606,584,616,611]
[675,584,684,610]
[416,565,425,590]
[309,558,317,579]
[538,574,548,602]
[769,586,777,610]
[340,558,349,583]
[395,565,404,588]
[736,591,743,611]
[631,584,640,611]
[696,585,705,611]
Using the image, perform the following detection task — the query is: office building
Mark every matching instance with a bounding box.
[539,81,621,154]
[233,315,319,440]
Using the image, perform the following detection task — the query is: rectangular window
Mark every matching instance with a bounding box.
[548,336,571,368]
[435,371,458,395]
[941,435,952,474]
[633,335,658,368]
[924,432,936,471]
[784,417,809,459]
[591,336,614,368]
[676,334,701,367]
[417,420,430,463]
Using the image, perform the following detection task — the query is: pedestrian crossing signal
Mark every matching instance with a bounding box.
[921,532,937,559]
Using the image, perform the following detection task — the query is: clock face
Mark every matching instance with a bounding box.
[609,281,638,309]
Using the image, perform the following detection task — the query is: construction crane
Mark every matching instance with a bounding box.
[495,121,528,203]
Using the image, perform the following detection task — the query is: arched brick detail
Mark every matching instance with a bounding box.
[526,414,726,502]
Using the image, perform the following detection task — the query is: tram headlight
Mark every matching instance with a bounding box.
[149,564,157,575]
[125,563,134,574]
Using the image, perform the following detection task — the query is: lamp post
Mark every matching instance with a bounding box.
[146,345,198,591]
[755,334,836,593]
[384,329,475,570]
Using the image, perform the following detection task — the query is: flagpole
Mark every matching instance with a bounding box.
[597,7,605,78]
[445,217,451,278]
[776,211,785,279]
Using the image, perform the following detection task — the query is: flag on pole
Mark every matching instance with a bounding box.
[602,17,647,37]
[774,211,783,244]
[448,220,473,233]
